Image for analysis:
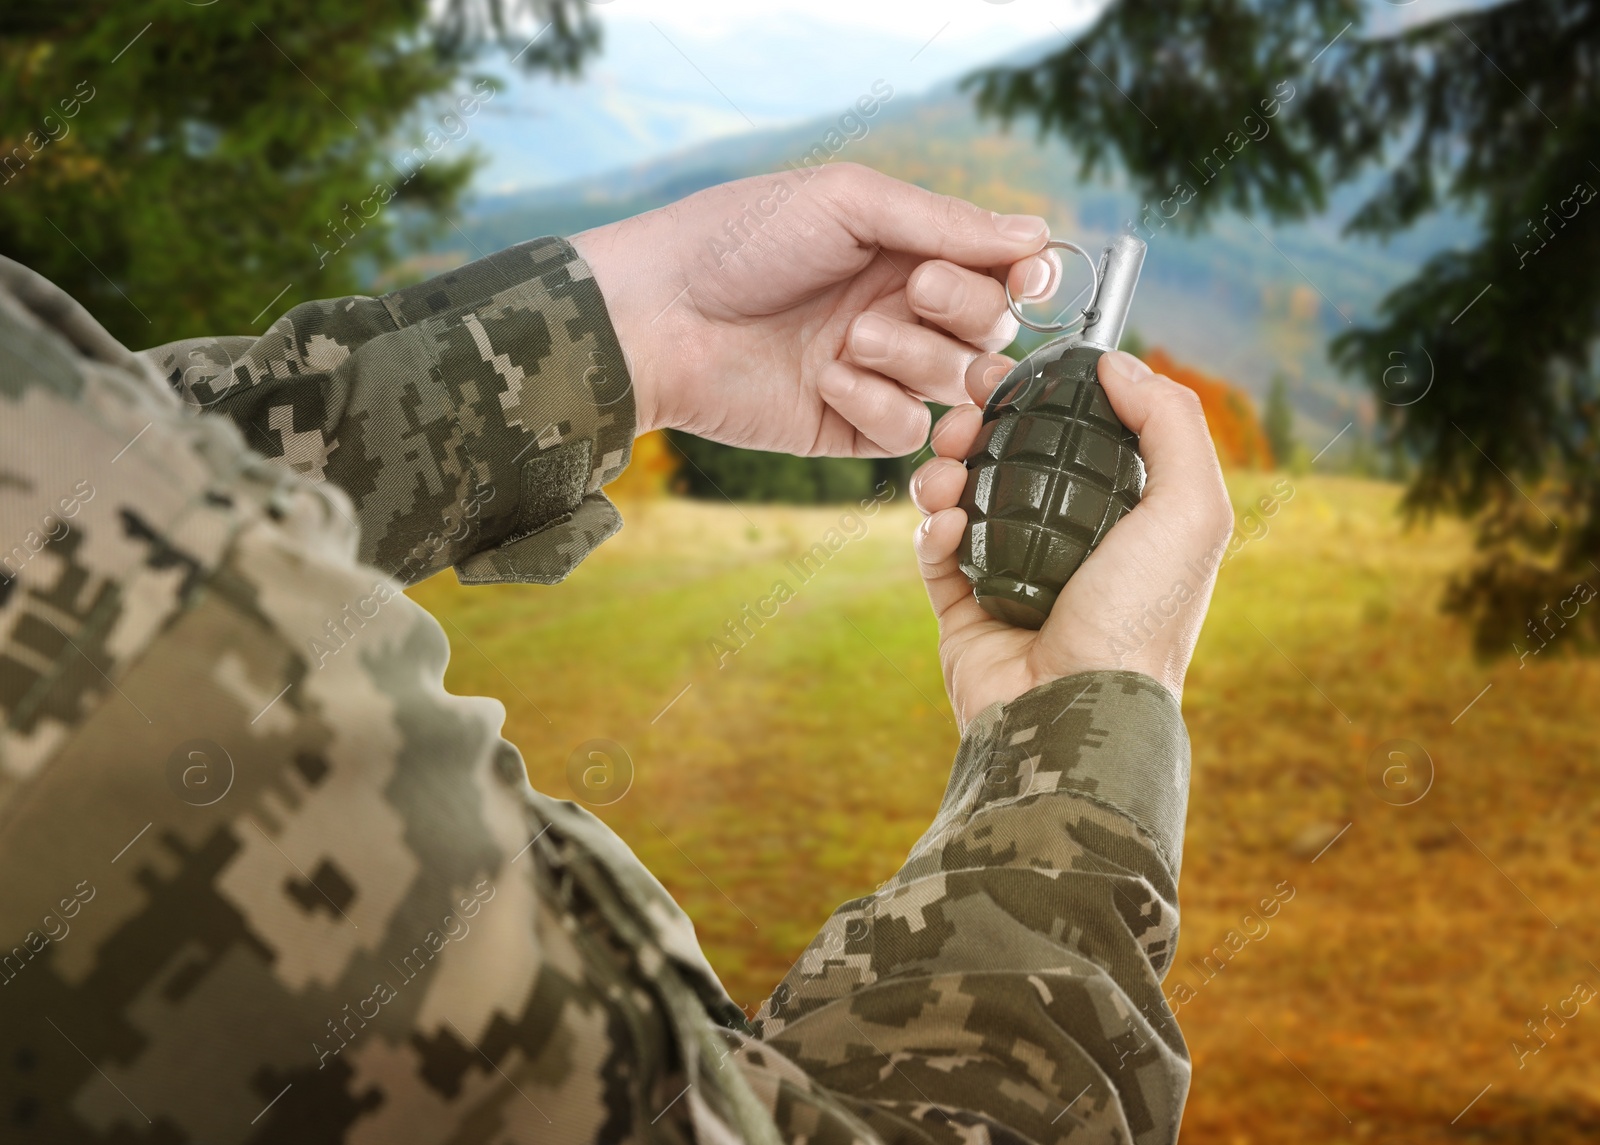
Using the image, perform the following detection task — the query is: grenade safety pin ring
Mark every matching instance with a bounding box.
[1004,239,1101,335]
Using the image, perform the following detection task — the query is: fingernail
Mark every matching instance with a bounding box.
[1100,349,1152,386]
[1022,256,1052,300]
[915,264,964,314]
[995,214,1048,242]
[851,313,894,361]
[983,362,1010,393]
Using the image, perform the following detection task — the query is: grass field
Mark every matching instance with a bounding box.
[408,474,1600,1144]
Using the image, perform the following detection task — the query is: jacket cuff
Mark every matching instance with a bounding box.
[384,236,636,586]
[943,670,1191,878]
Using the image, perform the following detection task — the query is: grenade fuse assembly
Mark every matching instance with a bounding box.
[958,234,1148,629]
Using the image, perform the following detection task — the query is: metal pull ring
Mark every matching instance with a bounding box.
[1005,239,1101,335]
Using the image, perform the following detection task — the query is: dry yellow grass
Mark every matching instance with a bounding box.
[408,474,1600,1143]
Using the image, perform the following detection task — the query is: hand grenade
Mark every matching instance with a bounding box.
[958,234,1148,629]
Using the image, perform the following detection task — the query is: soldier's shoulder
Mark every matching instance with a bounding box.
[0,258,358,806]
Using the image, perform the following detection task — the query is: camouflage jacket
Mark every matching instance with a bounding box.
[0,238,1192,1144]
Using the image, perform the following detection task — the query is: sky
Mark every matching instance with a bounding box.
[464,0,1107,192]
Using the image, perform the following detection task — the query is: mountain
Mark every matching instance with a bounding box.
[420,68,1476,459]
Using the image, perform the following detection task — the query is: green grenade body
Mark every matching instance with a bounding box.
[958,341,1145,629]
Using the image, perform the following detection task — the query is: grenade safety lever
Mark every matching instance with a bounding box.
[957,234,1148,629]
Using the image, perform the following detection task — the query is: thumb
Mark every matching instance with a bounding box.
[1096,349,1233,547]
[820,164,1050,267]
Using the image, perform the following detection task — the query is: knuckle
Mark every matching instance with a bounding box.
[982,311,1019,351]
[896,406,933,454]
[821,160,868,195]
[1158,377,1205,415]
[937,193,982,239]
[1154,378,1212,431]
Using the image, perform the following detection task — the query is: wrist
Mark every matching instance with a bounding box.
[1026,658,1184,710]
[988,669,1191,873]
[569,223,679,436]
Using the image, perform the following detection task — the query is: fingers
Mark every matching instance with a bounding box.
[906,260,1018,350]
[930,403,984,460]
[816,359,931,455]
[1096,350,1234,545]
[964,352,1014,406]
[821,163,1049,269]
[914,506,965,567]
[903,254,1062,353]
[914,506,981,620]
[1001,248,1062,308]
[908,370,1002,502]
[909,456,967,515]
[846,313,979,406]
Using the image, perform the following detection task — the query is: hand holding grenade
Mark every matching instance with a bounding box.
[958,234,1148,629]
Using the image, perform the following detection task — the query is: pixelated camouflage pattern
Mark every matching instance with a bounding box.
[748,671,1191,1144]
[0,246,1191,1144]
[143,237,636,587]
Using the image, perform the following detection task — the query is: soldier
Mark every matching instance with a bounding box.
[0,163,1231,1143]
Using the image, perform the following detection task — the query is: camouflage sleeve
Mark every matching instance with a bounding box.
[0,256,788,1145]
[140,237,635,588]
[745,671,1193,1145]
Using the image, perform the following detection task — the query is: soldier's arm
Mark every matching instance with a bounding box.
[746,671,1191,1145]
[142,238,634,587]
[139,168,1059,591]
[0,255,788,1145]
[740,357,1229,1143]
